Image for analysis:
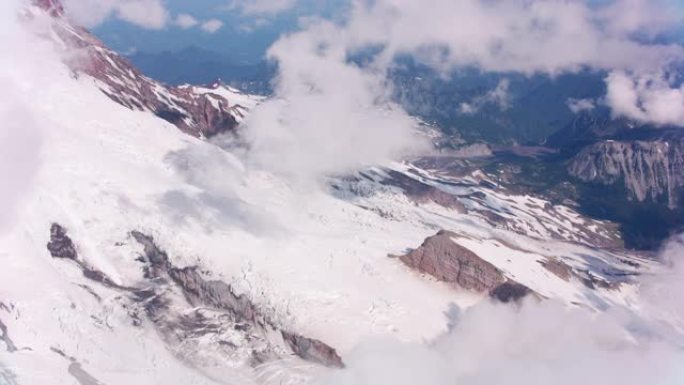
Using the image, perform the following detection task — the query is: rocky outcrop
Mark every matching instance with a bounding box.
[396,230,533,302]
[47,224,128,290]
[490,281,533,303]
[51,347,107,385]
[281,332,344,368]
[540,258,573,281]
[398,230,504,292]
[31,0,251,138]
[0,319,17,353]
[383,171,467,212]
[130,231,344,368]
[47,223,78,261]
[569,138,684,209]
[47,227,343,368]
[539,257,623,291]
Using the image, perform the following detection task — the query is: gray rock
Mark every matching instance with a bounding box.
[47,223,78,261]
[281,331,344,368]
[569,138,684,209]
[383,171,467,212]
[0,319,17,353]
[130,231,345,368]
[539,258,573,281]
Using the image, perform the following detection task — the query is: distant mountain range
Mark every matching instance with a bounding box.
[127,46,275,94]
[124,44,684,250]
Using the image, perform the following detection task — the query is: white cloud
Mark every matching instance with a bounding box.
[336,0,684,126]
[62,0,168,29]
[315,234,684,385]
[567,98,597,113]
[343,0,683,75]
[241,21,427,180]
[239,0,684,181]
[0,0,67,232]
[459,79,511,115]
[226,0,298,16]
[606,70,684,126]
[200,19,224,34]
[317,302,684,385]
[640,234,684,328]
[173,14,225,34]
[598,0,682,38]
[174,13,198,29]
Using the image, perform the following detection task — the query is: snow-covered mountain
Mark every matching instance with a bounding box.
[0,2,679,385]
[32,0,260,138]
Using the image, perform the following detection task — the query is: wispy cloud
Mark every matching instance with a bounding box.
[200,18,224,34]
[225,0,298,16]
[174,13,198,29]
[567,98,597,114]
[62,0,169,29]
[459,79,511,115]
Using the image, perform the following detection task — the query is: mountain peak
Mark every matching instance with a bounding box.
[33,0,63,17]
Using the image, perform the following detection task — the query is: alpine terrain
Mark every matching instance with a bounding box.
[1,1,683,385]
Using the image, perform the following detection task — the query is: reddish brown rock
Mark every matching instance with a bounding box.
[398,230,505,292]
[397,230,535,303]
[32,3,247,138]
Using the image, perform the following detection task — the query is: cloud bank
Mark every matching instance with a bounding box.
[314,234,684,385]
[62,0,168,29]
[241,21,427,180]
[239,0,684,182]
[606,71,684,126]
[0,0,64,232]
[340,0,683,125]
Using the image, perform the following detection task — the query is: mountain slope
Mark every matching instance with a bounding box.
[569,136,684,209]
[0,2,668,385]
[33,0,259,138]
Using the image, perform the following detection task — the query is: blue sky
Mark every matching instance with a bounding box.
[93,0,346,64]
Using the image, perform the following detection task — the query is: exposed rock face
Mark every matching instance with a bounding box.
[34,0,63,16]
[397,230,534,302]
[540,258,573,281]
[490,282,533,303]
[569,138,684,209]
[539,257,623,291]
[51,347,107,385]
[281,332,344,368]
[47,224,128,290]
[31,0,249,138]
[48,228,344,369]
[0,319,17,353]
[398,230,505,292]
[383,171,467,212]
[129,231,344,368]
[47,223,78,261]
